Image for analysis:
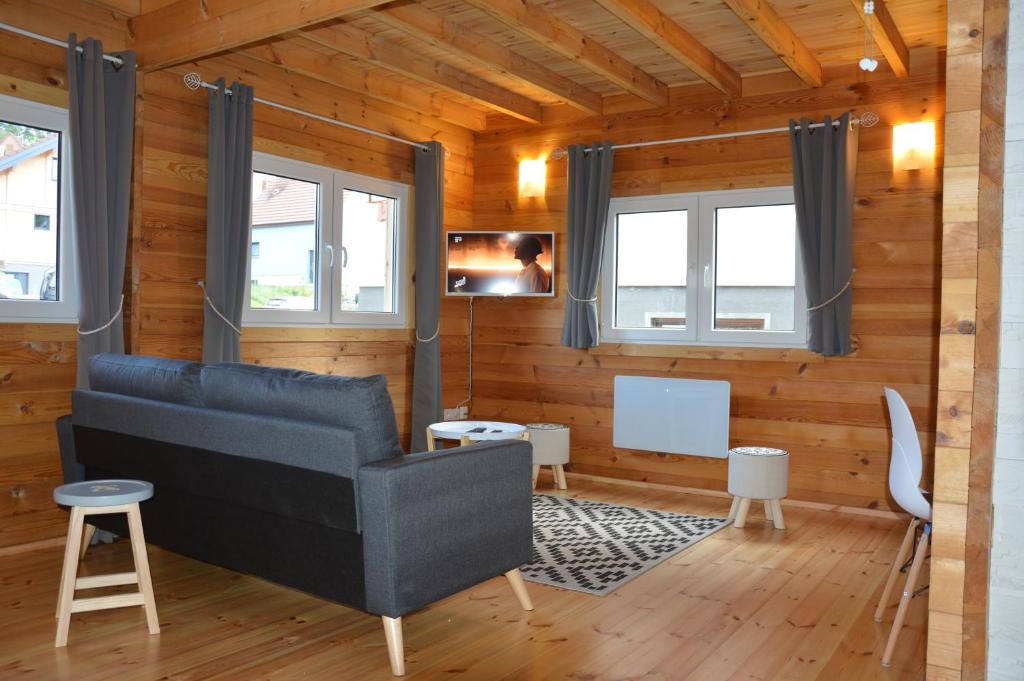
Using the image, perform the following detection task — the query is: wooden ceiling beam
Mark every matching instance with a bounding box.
[461,0,668,107]
[302,24,543,124]
[129,0,394,71]
[241,39,487,130]
[721,0,823,87]
[848,0,909,78]
[593,0,742,97]
[373,3,604,115]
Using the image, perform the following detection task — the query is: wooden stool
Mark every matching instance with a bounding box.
[53,479,160,647]
[727,447,789,530]
[526,423,570,490]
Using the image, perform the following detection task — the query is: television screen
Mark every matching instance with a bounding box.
[446,231,555,296]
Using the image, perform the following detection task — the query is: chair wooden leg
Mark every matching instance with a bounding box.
[505,568,534,611]
[554,464,567,490]
[734,498,752,529]
[881,523,930,667]
[382,616,405,676]
[55,506,85,646]
[532,465,540,489]
[79,523,97,560]
[770,499,786,530]
[727,496,740,520]
[126,503,160,635]
[763,500,773,520]
[425,427,436,452]
[875,517,920,622]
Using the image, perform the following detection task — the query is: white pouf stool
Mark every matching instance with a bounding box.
[526,423,570,490]
[53,479,160,647]
[727,447,789,530]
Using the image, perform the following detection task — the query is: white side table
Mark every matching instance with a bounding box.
[52,479,160,647]
[527,423,570,490]
[727,447,789,530]
[426,421,529,450]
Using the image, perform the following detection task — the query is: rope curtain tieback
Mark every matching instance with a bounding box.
[416,327,440,343]
[806,269,856,312]
[77,294,124,336]
[568,290,598,303]
[197,280,242,336]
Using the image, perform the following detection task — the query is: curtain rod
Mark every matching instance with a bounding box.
[183,73,431,152]
[550,111,879,159]
[0,22,130,66]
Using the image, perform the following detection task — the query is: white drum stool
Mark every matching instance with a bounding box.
[526,423,570,490]
[53,479,160,647]
[727,447,789,530]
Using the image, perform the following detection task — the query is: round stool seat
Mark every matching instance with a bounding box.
[53,480,154,507]
[526,423,570,465]
[728,447,789,499]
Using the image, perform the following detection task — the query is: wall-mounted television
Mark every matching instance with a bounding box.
[446,231,555,297]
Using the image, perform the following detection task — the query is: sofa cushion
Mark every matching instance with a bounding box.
[88,353,203,406]
[200,363,402,462]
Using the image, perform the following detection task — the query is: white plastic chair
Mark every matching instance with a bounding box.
[876,387,932,667]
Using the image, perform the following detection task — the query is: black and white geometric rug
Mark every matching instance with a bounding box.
[521,494,731,596]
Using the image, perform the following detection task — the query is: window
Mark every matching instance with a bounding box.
[602,187,806,347]
[244,153,409,327]
[0,94,75,321]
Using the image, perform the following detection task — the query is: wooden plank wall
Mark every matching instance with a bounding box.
[0,0,129,550]
[466,49,946,513]
[928,0,1008,678]
[0,0,476,549]
[135,58,476,450]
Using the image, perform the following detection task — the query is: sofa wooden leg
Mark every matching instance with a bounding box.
[79,523,97,560]
[382,616,405,676]
[505,568,534,611]
[532,465,540,489]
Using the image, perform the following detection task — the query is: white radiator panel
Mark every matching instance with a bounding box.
[613,376,731,458]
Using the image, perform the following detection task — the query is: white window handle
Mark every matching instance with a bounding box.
[703,264,711,287]
[325,244,334,267]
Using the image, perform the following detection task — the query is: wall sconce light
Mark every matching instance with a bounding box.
[892,121,936,171]
[518,159,546,198]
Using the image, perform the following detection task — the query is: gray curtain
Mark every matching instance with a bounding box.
[66,35,136,388]
[789,113,859,356]
[202,79,254,363]
[561,141,615,349]
[410,141,444,452]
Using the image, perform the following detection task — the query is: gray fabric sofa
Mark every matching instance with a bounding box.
[56,353,534,676]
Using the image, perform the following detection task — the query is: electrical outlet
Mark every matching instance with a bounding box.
[443,406,469,421]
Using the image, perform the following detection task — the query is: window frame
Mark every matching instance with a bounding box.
[601,194,699,343]
[601,186,807,348]
[243,152,410,329]
[0,93,76,323]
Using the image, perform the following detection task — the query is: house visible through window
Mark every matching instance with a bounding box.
[244,153,409,327]
[0,93,75,320]
[602,187,806,347]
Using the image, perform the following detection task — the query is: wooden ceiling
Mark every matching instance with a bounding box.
[122,0,947,130]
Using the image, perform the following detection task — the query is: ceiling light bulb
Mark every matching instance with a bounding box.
[859,57,878,72]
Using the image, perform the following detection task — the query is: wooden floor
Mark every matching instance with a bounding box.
[0,478,927,680]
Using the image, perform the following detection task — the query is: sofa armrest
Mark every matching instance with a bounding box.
[357,440,534,617]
